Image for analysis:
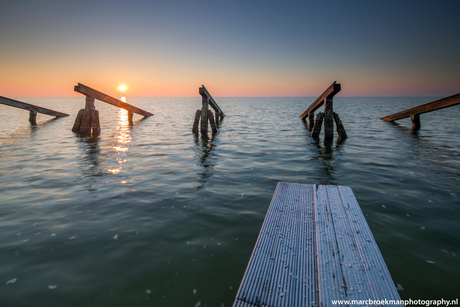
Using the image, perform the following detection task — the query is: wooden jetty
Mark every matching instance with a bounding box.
[0,96,68,125]
[72,83,153,136]
[233,182,402,307]
[300,82,347,139]
[193,85,225,134]
[381,93,460,131]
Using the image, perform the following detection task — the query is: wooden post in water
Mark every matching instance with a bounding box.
[323,97,334,138]
[127,110,134,126]
[208,110,217,133]
[201,95,209,134]
[300,82,346,139]
[311,112,325,139]
[308,112,315,130]
[194,85,225,134]
[29,111,37,125]
[192,110,202,134]
[333,112,347,139]
[411,114,421,131]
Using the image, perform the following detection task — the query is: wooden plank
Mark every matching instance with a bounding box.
[337,186,402,303]
[381,93,460,122]
[300,82,341,120]
[0,96,69,118]
[74,83,153,117]
[199,85,225,117]
[234,182,317,306]
[234,183,402,307]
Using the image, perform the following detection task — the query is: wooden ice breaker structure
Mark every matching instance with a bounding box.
[300,82,347,139]
[192,85,225,134]
[0,96,68,125]
[234,182,402,307]
[72,83,153,136]
[381,92,460,131]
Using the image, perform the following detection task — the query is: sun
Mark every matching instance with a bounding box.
[118,85,127,92]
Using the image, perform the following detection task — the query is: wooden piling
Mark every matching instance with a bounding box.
[80,109,92,136]
[215,111,221,126]
[195,85,224,134]
[323,97,334,138]
[311,112,324,139]
[201,96,209,134]
[127,110,134,126]
[91,109,101,136]
[71,109,84,133]
[308,112,315,130]
[29,111,37,125]
[208,110,217,133]
[299,82,346,139]
[192,110,202,134]
[411,114,421,131]
[333,112,347,139]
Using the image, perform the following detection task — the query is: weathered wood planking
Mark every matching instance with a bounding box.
[381,93,460,122]
[0,96,69,118]
[234,183,402,307]
[300,82,341,120]
[74,83,153,117]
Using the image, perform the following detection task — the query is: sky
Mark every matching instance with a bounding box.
[0,0,459,97]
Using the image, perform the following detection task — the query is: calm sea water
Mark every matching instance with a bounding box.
[0,97,459,306]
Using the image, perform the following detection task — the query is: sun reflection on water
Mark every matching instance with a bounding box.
[107,108,132,174]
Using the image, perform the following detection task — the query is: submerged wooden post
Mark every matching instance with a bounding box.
[192,110,202,134]
[196,85,225,134]
[308,112,315,130]
[208,110,217,133]
[333,112,347,139]
[29,111,37,125]
[127,110,134,126]
[300,82,345,139]
[411,114,421,131]
[91,109,101,136]
[201,95,209,134]
[311,112,325,139]
[323,97,334,138]
[71,109,84,133]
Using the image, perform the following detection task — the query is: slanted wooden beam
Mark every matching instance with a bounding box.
[74,83,153,117]
[381,93,460,123]
[0,96,69,118]
[199,85,225,117]
[300,81,341,120]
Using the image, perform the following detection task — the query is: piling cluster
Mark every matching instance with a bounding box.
[300,81,347,140]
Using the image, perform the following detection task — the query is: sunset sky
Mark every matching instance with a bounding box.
[1,0,459,97]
